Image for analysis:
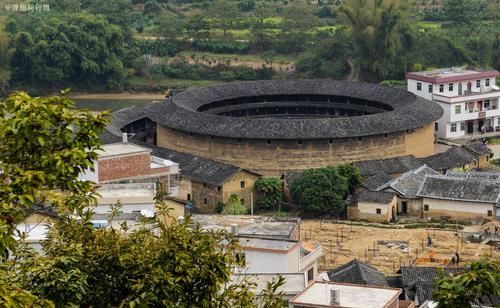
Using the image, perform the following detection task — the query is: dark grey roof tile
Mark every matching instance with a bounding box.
[416,175,500,203]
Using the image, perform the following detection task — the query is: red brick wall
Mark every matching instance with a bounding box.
[98,153,167,182]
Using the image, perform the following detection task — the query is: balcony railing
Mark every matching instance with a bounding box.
[434,90,500,103]
[299,245,323,272]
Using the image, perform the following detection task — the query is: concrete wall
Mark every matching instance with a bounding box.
[348,196,398,223]
[95,202,156,214]
[24,213,57,224]
[397,197,423,217]
[157,125,435,175]
[158,198,185,225]
[239,244,300,274]
[422,197,496,221]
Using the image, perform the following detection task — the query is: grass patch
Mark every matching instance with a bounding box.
[487,137,500,145]
[128,76,221,89]
[178,51,298,63]
[417,21,441,30]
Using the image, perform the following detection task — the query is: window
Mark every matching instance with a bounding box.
[203,183,207,187]
[450,123,457,132]
[439,84,444,93]
[434,122,439,131]
[424,204,429,211]
[467,102,475,113]
[455,105,461,114]
[187,193,191,201]
[376,208,381,214]
[307,267,314,282]
[217,186,221,192]
[417,82,422,91]
[204,198,208,204]
[476,80,480,88]
[240,181,245,188]
[240,199,245,205]
[449,83,454,91]
[298,140,303,144]
[428,85,433,93]
[266,139,271,144]
[487,210,492,217]
[484,100,490,110]
[460,122,465,131]
[486,79,490,86]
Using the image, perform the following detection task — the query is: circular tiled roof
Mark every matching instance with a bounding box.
[131,80,443,140]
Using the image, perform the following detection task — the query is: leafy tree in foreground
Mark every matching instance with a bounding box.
[434,258,500,308]
[291,166,349,216]
[0,92,283,306]
[0,91,107,305]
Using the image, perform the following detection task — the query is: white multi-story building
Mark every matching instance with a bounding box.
[407,67,500,139]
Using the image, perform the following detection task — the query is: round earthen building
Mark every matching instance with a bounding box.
[113,80,443,175]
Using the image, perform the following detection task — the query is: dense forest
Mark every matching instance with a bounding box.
[0,0,498,93]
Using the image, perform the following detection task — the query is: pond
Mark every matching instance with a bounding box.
[74,99,152,111]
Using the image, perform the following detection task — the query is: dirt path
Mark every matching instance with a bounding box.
[302,220,498,275]
[70,93,165,100]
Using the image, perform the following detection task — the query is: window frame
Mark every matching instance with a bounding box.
[439,84,444,93]
[417,82,422,91]
[449,83,454,91]
[476,80,481,88]
[450,123,457,132]
[428,85,433,93]
[454,105,461,114]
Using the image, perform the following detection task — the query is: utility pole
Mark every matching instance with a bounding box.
[250,192,253,215]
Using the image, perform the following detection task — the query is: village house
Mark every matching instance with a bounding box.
[233,236,322,282]
[289,281,412,308]
[80,134,180,196]
[135,141,261,213]
[348,190,398,223]
[376,165,439,217]
[407,67,500,139]
[193,215,322,303]
[233,273,307,303]
[416,175,500,221]
[354,142,492,178]
[350,167,500,223]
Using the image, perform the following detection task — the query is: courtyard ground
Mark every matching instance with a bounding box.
[301,220,499,275]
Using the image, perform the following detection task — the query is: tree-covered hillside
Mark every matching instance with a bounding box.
[0,0,498,92]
